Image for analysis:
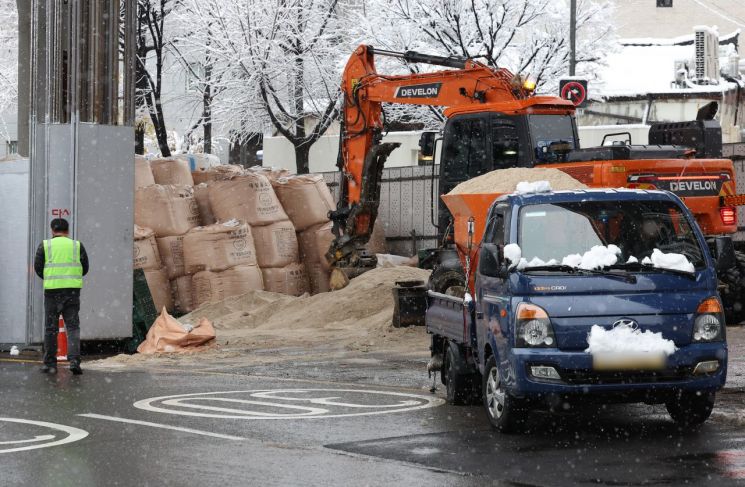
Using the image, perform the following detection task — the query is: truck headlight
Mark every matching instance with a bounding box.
[515,303,556,347]
[693,297,724,342]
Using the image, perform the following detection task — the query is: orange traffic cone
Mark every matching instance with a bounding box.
[56,316,68,361]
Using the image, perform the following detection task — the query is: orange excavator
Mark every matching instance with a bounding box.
[327,45,745,322]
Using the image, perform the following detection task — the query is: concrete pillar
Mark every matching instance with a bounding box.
[16,0,30,157]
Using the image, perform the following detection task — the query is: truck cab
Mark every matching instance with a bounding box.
[426,189,732,432]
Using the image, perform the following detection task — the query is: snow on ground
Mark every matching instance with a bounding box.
[642,249,695,273]
[515,180,551,194]
[585,323,677,356]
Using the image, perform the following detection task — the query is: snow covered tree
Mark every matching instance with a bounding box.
[0,0,18,146]
[177,0,349,173]
[135,0,180,157]
[356,0,616,127]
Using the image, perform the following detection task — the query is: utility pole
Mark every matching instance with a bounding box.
[569,0,577,76]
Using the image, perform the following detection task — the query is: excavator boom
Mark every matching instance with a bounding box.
[326,44,560,278]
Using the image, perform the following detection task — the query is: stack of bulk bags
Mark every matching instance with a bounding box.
[135,155,155,189]
[274,175,336,295]
[135,185,200,313]
[185,220,264,307]
[209,172,306,296]
[134,225,173,313]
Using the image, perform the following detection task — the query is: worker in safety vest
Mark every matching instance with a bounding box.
[33,218,89,375]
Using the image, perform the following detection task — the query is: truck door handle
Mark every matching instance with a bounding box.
[476,311,484,319]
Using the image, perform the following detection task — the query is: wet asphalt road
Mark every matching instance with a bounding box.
[3,357,745,487]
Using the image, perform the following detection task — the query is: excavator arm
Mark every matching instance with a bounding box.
[326,44,536,286]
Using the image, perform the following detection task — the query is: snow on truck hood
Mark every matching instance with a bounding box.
[503,243,695,274]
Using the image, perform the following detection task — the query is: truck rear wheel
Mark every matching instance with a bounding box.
[482,355,527,433]
[428,265,466,297]
[720,250,745,325]
[443,342,481,405]
[665,390,715,426]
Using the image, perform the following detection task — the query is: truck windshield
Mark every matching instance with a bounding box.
[518,199,705,269]
[529,114,577,163]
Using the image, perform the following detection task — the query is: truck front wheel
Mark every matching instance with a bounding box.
[482,355,527,433]
[665,390,715,426]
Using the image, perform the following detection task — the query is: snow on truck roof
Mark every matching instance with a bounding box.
[498,188,678,205]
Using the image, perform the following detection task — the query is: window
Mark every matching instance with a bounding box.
[468,118,487,177]
[657,0,672,7]
[486,211,506,246]
[491,120,519,170]
[529,114,577,163]
[517,200,704,268]
[441,117,488,182]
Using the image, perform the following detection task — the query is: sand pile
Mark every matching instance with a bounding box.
[180,265,430,350]
[449,167,587,194]
[91,266,432,368]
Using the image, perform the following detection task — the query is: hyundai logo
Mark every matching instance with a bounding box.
[612,318,638,329]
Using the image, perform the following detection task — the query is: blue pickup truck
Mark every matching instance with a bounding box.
[426,189,734,432]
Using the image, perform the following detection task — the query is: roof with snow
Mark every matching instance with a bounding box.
[594,30,742,99]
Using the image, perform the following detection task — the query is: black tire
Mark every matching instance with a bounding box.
[443,342,481,405]
[482,355,527,433]
[428,265,466,296]
[666,390,715,426]
[720,250,745,325]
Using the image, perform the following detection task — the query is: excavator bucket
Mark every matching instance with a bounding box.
[329,267,351,291]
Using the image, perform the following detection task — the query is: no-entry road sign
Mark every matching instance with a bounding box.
[560,79,588,107]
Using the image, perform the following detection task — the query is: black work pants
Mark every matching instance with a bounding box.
[43,292,81,366]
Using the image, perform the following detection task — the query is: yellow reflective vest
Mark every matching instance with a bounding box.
[43,237,84,289]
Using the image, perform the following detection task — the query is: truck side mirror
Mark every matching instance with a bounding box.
[418,131,437,158]
[480,243,508,278]
[712,235,736,272]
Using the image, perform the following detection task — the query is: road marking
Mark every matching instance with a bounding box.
[161,397,329,417]
[0,418,88,453]
[78,413,245,441]
[133,389,444,420]
[0,434,56,445]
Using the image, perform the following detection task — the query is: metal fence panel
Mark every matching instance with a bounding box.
[321,166,440,256]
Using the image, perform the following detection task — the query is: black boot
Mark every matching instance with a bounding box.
[69,361,83,375]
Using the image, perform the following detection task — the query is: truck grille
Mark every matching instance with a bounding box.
[560,367,691,385]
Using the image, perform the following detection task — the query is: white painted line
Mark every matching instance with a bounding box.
[161,397,329,417]
[133,389,445,420]
[0,434,55,445]
[0,418,88,453]
[78,413,245,441]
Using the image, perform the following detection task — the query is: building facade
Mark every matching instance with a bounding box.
[610,0,745,39]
